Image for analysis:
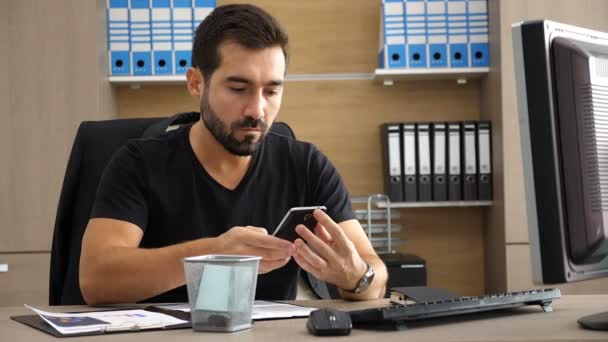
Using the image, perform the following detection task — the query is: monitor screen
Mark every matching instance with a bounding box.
[513,20,608,330]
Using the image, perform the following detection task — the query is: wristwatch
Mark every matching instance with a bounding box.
[343,263,375,293]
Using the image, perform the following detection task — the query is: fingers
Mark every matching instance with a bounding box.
[313,210,348,248]
[248,246,293,261]
[259,257,291,274]
[314,224,334,245]
[295,224,336,261]
[239,226,295,251]
[293,252,322,280]
[294,238,328,269]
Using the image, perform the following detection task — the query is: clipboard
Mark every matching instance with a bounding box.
[10,306,191,338]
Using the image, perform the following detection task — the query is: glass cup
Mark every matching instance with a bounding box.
[183,255,261,332]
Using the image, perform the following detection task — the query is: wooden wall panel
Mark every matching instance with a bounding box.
[280,80,480,196]
[218,0,379,73]
[0,0,116,253]
[400,208,485,296]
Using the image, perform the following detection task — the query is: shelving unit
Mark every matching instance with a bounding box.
[373,67,489,85]
[376,200,493,209]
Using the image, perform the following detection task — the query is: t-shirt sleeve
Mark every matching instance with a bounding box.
[307,146,356,223]
[90,141,149,231]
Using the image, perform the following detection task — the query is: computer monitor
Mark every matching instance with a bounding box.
[513,20,608,330]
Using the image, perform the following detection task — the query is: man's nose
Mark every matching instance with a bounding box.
[245,92,265,120]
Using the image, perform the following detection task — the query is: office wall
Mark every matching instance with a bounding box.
[115,0,487,295]
[0,0,116,306]
[490,0,608,292]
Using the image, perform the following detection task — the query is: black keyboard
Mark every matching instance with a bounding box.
[348,288,561,325]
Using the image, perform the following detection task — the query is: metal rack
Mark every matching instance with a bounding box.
[352,194,400,254]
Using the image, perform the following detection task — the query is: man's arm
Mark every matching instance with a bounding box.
[335,219,388,300]
[293,210,388,300]
[79,218,294,305]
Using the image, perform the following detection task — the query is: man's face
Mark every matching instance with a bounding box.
[200,41,285,156]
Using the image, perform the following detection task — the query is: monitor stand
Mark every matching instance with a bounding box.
[578,311,608,330]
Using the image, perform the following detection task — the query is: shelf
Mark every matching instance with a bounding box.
[373,67,489,85]
[108,73,375,87]
[108,69,487,86]
[109,75,186,86]
[376,200,493,208]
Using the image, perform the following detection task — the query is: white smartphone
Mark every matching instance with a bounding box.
[271,206,327,237]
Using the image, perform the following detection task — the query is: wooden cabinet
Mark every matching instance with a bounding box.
[0,254,50,306]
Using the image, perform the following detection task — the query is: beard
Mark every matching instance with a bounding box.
[200,89,269,156]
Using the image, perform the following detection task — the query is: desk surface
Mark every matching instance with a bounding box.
[1,295,607,341]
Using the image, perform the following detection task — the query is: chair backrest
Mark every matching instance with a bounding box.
[49,113,296,305]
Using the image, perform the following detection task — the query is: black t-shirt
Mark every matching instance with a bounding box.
[90,123,356,302]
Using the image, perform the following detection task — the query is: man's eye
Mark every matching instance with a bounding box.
[230,87,246,93]
[265,89,279,96]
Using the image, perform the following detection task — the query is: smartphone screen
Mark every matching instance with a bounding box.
[271,206,327,237]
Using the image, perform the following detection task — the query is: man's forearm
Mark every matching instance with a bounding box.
[80,238,220,304]
[339,254,388,301]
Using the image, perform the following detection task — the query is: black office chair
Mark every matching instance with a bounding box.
[48,112,298,305]
[48,112,341,305]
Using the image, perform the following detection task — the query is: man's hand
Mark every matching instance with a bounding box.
[292,210,368,291]
[216,226,295,274]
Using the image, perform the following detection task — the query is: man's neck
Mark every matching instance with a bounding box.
[189,121,252,188]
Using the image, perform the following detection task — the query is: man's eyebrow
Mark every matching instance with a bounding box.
[267,80,284,86]
[226,76,251,84]
[225,76,283,86]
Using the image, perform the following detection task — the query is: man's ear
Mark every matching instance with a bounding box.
[186,67,204,97]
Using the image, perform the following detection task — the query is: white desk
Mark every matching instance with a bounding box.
[1,296,607,341]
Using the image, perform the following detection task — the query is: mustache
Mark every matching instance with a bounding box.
[232,117,267,130]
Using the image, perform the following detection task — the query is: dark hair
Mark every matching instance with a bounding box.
[192,4,289,81]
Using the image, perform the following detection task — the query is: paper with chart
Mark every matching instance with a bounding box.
[25,305,187,335]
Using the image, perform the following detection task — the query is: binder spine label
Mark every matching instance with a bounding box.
[479,128,491,174]
[449,128,461,175]
[418,125,431,176]
[464,125,477,175]
[434,126,446,174]
[382,0,406,68]
[151,0,173,74]
[108,0,131,75]
[405,0,427,68]
[130,0,152,75]
[467,0,489,66]
[388,128,402,177]
[404,126,416,176]
[447,0,468,67]
[426,0,448,67]
[193,0,215,31]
